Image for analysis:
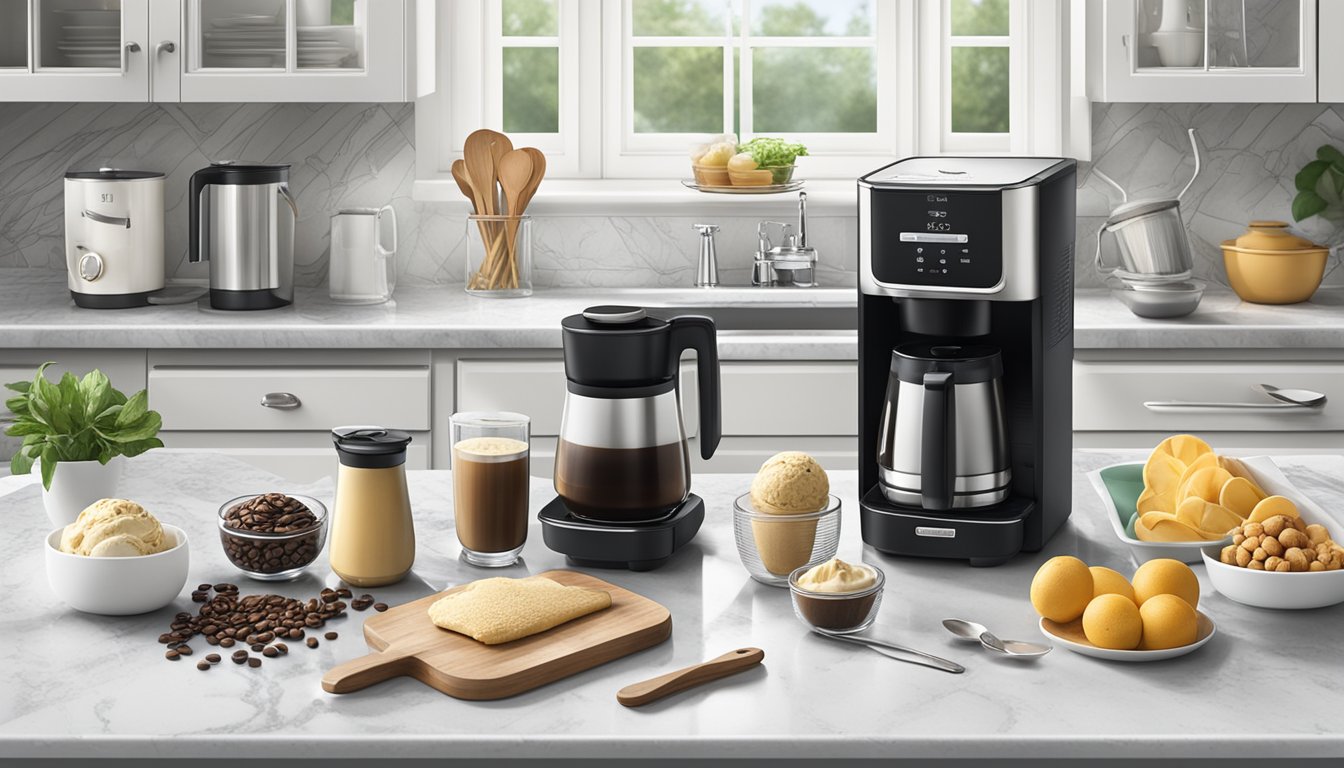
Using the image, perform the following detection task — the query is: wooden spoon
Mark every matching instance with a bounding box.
[451,159,478,214]
[463,129,498,216]
[518,147,547,214]
[497,150,535,289]
[486,130,514,213]
[616,648,764,707]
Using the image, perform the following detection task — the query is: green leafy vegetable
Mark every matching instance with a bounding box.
[3,363,163,490]
[1292,145,1344,225]
[739,137,809,183]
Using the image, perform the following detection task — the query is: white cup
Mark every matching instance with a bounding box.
[330,205,398,304]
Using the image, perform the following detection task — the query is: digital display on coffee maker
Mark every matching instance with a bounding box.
[869,189,1003,289]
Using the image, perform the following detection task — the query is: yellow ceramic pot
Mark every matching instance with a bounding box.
[1220,220,1329,304]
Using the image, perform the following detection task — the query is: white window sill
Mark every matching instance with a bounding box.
[411,178,859,217]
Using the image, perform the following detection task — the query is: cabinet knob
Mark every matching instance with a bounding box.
[124,42,141,53]
[156,41,176,55]
[260,392,302,410]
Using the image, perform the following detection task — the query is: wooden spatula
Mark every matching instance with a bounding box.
[616,647,764,707]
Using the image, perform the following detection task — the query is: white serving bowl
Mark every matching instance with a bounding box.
[45,524,190,615]
[1201,546,1344,610]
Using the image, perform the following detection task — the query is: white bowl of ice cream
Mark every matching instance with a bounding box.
[44,498,190,615]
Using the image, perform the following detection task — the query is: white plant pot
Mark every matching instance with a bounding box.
[39,457,125,528]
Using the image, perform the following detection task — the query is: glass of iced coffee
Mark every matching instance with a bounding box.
[450,412,531,567]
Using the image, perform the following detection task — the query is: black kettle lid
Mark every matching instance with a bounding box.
[560,306,682,390]
[331,425,412,468]
[891,343,1003,384]
[195,161,290,184]
[561,305,668,335]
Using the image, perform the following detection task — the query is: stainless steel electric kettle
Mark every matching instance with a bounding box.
[877,343,1011,511]
[553,305,722,523]
[189,162,297,311]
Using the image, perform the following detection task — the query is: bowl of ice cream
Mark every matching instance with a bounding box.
[732,452,841,586]
[44,498,190,615]
[788,558,885,634]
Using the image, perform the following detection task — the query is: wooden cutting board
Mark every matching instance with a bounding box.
[321,570,672,700]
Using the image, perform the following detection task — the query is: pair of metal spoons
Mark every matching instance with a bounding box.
[942,618,1051,659]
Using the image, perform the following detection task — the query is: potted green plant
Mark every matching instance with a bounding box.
[4,363,163,527]
[1292,145,1344,238]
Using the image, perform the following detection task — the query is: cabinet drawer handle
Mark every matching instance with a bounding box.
[156,41,176,55]
[260,392,302,410]
[1143,400,1322,414]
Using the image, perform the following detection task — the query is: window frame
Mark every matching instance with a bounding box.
[417,0,1081,192]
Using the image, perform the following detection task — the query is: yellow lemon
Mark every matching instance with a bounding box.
[1132,558,1200,608]
[1218,476,1264,518]
[1249,495,1299,523]
[1089,566,1136,603]
[1150,434,1214,467]
[1138,594,1197,650]
[1082,594,1143,650]
[1030,556,1094,623]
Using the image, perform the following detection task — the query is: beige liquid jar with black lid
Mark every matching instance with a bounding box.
[329,426,415,587]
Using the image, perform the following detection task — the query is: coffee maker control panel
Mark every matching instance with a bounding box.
[868,189,1003,290]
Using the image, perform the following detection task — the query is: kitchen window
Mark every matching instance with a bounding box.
[418,0,1080,195]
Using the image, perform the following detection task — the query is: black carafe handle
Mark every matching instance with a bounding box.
[669,315,721,460]
[188,167,215,264]
[920,371,955,511]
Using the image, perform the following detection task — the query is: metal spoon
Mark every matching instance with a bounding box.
[942,618,1051,659]
[978,630,1051,659]
[1254,384,1327,408]
[811,628,964,674]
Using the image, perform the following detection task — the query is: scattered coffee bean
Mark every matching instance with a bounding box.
[248,658,262,668]
[306,637,319,648]
[262,646,279,658]
[288,628,303,639]
[158,633,174,644]
[351,598,372,611]
[232,650,248,661]
[373,603,389,612]
[165,649,180,661]
[337,588,352,599]
[206,636,220,646]
[214,582,236,592]
[251,643,265,652]
[220,637,235,648]
[324,631,338,641]
[191,592,208,603]
[257,631,275,643]
[197,583,212,591]
[205,654,221,663]
[197,661,211,671]
[177,645,193,656]
[274,643,288,654]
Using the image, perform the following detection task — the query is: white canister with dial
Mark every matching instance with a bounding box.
[63,169,165,309]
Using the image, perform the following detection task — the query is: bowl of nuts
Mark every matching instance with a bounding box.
[1202,463,1344,609]
[218,493,327,581]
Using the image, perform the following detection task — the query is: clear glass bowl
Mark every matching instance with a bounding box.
[788,563,885,634]
[732,492,841,587]
[217,494,328,581]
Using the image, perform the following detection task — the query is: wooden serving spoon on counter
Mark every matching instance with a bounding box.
[616,647,764,707]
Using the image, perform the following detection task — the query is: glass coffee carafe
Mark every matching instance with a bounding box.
[553,306,721,522]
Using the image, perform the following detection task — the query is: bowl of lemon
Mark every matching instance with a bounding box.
[1031,556,1216,661]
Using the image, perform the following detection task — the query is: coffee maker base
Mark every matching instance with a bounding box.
[859,486,1034,567]
[538,494,704,572]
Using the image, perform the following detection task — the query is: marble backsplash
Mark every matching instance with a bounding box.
[3,101,1343,291]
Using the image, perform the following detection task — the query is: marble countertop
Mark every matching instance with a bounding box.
[2,269,1342,353]
[3,451,1343,759]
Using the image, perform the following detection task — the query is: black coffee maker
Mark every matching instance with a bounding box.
[538,305,721,570]
[857,157,1076,566]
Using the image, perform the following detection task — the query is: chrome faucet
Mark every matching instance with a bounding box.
[692,223,720,288]
[753,192,818,287]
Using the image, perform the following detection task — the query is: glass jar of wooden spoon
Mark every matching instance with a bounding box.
[465,215,532,298]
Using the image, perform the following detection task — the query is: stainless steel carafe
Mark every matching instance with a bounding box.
[553,306,721,522]
[189,162,297,311]
[877,343,1011,511]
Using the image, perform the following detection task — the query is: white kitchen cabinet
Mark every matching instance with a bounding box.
[1072,351,1344,449]
[1088,0,1317,102]
[0,0,409,102]
[1316,1,1344,102]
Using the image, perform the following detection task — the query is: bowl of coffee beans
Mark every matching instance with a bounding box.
[218,493,327,581]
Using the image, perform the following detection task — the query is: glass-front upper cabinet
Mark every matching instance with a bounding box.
[175,0,405,101]
[0,0,151,100]
[1091,0,1317,102]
